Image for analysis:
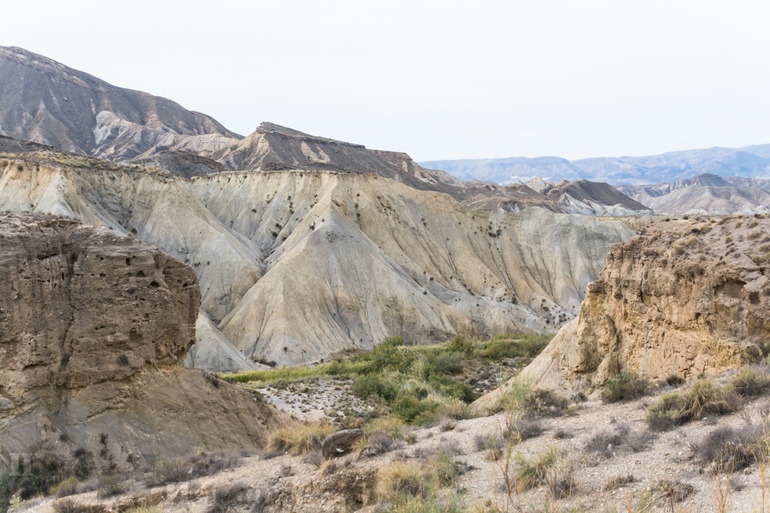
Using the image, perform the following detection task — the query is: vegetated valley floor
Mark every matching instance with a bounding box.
[27,365,770,513]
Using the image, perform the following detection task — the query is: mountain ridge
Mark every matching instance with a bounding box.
[421,144,770,186]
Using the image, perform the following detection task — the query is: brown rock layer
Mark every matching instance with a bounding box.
[478,217,770,406]
[0,213,285,473]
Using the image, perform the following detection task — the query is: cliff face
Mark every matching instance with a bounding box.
[0,213,284,473]
[518,217,770,393]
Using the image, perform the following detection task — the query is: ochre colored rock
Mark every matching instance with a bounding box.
[0,213,286,474]
[475,217,770,409]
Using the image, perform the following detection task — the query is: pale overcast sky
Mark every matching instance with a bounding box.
[3,1,769,161]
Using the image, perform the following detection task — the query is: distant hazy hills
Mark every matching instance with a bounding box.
[421,146,770,186]
[618,174,770,215]
[0,46,654,217]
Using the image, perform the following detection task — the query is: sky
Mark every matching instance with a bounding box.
[3,0,770,161]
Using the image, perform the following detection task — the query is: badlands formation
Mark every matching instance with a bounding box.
[0,212,285,473]
[476,215,770,409]
[0,153,634,367]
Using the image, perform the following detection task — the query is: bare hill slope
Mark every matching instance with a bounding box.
[0,153,634,367]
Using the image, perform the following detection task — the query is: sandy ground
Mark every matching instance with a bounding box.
[23,372,770,513]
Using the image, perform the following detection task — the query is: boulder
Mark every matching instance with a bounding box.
[322,429,365,459]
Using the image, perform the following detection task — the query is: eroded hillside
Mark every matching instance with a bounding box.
[0,155,634,367]
[497,215,770,400]
[0,213,285,480]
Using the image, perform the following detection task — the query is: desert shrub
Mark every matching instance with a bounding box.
[53,499,87,513]
[437,398,473,421]
[513,446,560,492]
[601,370,651,402]
[428,374,476,403]
[352,374,397,401]
[365,417,405,439]
[696,422,769,471]
[302,450,325,468]
[208,482,250,513]
[260,449,283,460]
[378,461,427,499]
[655,479,694,503]
[51,477,79,498]
[447,335,474,355]
[427,351,463,375]
[665,374,685,386]
[511,418,545,441]
[553,428,574,439]
[583,423,656,458]
[646,391,688,431]
[604,474,635,491]
[646,379,741,431]
[481,333,552,360]
[145,451,242,487]
[499,378,532,412]
[392,395,440,424]
[521,388,569,417]
[730,366,770,397]
[358,431,406,459]
[266,423,334,456]
[96,474,124,499]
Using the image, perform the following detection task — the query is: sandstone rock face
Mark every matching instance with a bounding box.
[516,217,770,394]
[0,213,284,473]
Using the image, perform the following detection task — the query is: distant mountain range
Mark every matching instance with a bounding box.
[618,174,770,215]
[0,45,653,217]
[421,145,770,186]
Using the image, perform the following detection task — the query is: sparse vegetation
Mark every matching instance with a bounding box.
[265,422,335,456]
[225,333,553,426]
[144,450,243,487]
[377,448,467,512]
[583,422,656,459]
[646,378,742,431]
[730,365,770,397]
[601,370,651,402]
[697,421,770,471]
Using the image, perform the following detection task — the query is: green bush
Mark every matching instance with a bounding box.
[601,370,651,403]
[447,335,474,355]
[352,374,397,401]
[481,333,552,360]
[522,388,569,417]
[730,366,770,397]
[646,378,742,431]
[646,391,688,431]
[392,395,439,424]
[427,351,463,375]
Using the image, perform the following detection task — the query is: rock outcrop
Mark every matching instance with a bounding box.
[0,213,285,474]
[481,216,770,405]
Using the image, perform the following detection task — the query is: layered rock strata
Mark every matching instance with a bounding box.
[0,213,284,474]
[475,216,770,409]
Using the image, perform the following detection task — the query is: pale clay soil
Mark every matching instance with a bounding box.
[25,370,770,513]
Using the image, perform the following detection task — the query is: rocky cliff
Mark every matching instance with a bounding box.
[503,216,770,399]
[0,213,284,474]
